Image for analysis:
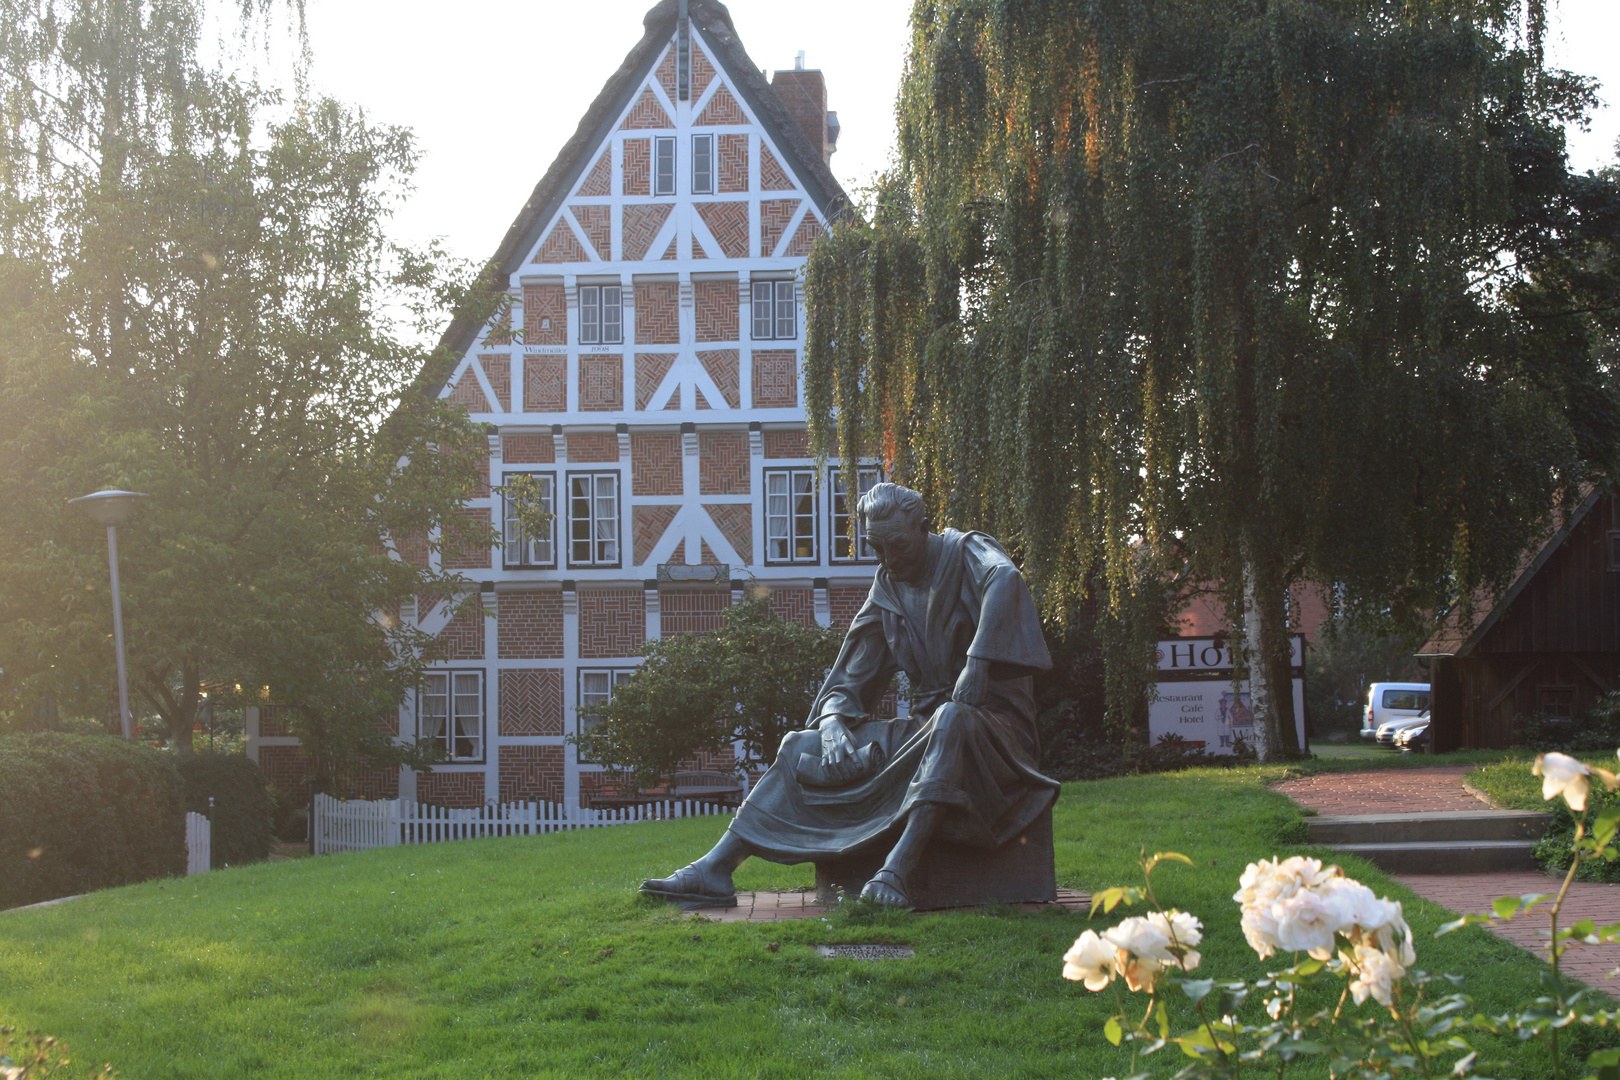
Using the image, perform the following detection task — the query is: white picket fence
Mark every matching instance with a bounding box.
[311,794,734,855]
[185,811,211,875]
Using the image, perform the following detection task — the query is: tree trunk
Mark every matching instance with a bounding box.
[1239,529,1300,762]
[165,662,200,757]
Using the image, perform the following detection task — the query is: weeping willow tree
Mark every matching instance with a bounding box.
[804,0,1620,760]
[0,0,489,783]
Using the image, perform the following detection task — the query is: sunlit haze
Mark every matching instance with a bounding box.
[220,0,1618,270]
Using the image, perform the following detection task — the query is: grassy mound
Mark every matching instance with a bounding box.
[0,764,1582,1079]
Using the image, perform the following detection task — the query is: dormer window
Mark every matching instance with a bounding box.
[692,134,714,194]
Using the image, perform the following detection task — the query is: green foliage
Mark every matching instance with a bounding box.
[1517,691,1620,753]
[0,733,183,910]
[265,784,308,844]
[1470,754,1620,883]
[1535,781,1620,884]
[0,0,490,781]
[176,752,273,868]
[499,473,555,547]
[0,762,1582,1078]
[1034,572,1176,751]
[803,0,1620,762]
[574,594,842,789]
[0,1027,116,1079]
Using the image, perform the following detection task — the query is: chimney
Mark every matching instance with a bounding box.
[771,54,836,165]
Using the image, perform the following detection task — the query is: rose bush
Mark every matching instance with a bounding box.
[1063,752,1620,1078]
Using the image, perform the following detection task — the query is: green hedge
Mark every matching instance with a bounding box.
[0,733,185,909]
[178,752,273,867]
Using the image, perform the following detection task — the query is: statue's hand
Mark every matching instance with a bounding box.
[818,715,857,770]
[952,656,989,707]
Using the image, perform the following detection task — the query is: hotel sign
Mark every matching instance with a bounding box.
[1149,636,1307,754]
[1156,636,1304,675]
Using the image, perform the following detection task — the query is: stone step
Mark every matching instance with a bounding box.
[1307,811,1550,845]
[1327,840,1542,875]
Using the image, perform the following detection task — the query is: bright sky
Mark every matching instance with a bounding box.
[227,0,1618,268]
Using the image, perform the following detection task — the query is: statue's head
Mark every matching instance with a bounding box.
[859,482,929,583]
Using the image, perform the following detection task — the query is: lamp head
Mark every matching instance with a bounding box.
[69,490,149,527]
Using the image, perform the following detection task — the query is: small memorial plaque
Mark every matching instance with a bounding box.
[657,563,729,584]
[816,944,914,961]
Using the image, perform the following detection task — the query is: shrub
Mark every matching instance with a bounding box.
[0,733,184,909]
[1534,778,1620,883]
[1516,692,1620,753]
[266,784,309,843]
[177,753,274,867]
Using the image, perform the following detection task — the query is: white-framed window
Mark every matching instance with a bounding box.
[765,467,818,563]
[579,285,623,345]
[830,465,882,563]
[502,472,556,568]
[419,670,484,762]
[654,137,676,196]
[577,668,634,763]
[568,471,620,567]
[751,280,796,340]
[691,134,714,194]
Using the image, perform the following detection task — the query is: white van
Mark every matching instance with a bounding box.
[1359,683,1431,739]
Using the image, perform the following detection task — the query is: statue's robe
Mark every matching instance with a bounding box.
[727,529,1060,863]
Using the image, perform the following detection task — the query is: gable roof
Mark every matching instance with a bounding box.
[1416,486,1607,657]
[422,0,851,388]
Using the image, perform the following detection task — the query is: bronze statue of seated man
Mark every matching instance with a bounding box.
[642,481,1058,908]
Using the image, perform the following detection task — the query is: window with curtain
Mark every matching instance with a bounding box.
[569,472,620,566]
[419,671,484,762]
[765,468,817,563]
[829,465,882,562]
[502,472,555,568]
[577,668,634,763]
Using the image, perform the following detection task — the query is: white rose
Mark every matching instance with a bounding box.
[1369,901,1417,968]
[1062,930,1116,991]
[1317,877,1396,936]
[1117,950,1165,993]
[1146,910,1203,972]
[1534,752,1592,812]
[1272,889,1342,960]
[1347,944,1405,1007]
[1273,855,1337,893]
[1102,915,1181,992]
[1234,856,1336,907]
[1147,909,1204,950]
[1104,914,1174,962]
[1241,904,1282,959]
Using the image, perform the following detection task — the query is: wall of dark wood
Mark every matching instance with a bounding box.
[1433,493,1620,749]
[1480,494,1620,655]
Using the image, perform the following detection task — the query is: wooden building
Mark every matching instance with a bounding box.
[1421,488,1620,750]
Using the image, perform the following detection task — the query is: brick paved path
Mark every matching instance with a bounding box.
[1273,765,1489,814]
[1396,872,1619,992]
[1272,766,1617,996]
[691,888,1092,922]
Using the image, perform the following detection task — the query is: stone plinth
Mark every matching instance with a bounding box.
[814,805,1057,909]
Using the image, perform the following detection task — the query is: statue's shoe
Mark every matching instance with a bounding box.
[639,863,737,908]
[858,868,911,907]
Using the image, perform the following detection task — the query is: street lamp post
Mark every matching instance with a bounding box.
[69,490,148,740]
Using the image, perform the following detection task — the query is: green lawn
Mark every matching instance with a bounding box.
[1468,754,1614,811]
[0,764,1593,1079]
